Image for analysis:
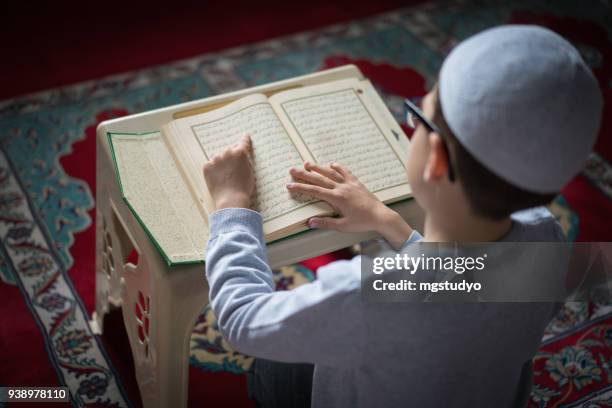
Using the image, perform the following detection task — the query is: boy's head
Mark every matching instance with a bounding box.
[407,25,603,220]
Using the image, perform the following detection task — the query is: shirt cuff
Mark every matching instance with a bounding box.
[398,230,423,252]
[209,208,264,240]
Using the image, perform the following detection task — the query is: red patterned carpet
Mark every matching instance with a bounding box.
[1,1,611,407]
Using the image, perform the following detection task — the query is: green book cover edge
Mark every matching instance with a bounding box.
[107,131,199,267]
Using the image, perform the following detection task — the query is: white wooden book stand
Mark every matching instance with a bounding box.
[91,65,424,407]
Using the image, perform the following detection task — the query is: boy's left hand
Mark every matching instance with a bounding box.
[287,162,413,249]
[287,161,389,232]
[203,134,255,210]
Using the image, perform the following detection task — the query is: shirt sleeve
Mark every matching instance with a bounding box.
[358,229,423,258]
[399,230,423,251]
[205,208,366,366]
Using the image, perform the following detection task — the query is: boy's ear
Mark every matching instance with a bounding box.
[423,133,450,182]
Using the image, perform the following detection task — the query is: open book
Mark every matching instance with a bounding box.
[108,78,411,265]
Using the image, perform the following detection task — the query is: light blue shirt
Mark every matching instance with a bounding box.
[205,207,563,408]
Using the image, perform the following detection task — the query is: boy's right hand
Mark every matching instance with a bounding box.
[203,134,255,210]
[287,162,413,249]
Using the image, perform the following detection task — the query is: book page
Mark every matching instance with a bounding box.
[270,78,411,203]
[163,94,330,236]
[360,79,409,154]
[109,132,208,264]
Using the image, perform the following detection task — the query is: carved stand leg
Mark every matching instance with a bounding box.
[93,131,209,407]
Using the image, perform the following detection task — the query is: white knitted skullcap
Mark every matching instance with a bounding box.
[439,25,603,193]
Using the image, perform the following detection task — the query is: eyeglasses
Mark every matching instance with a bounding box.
[404,98,455,182]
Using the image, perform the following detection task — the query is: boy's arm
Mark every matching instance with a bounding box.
[206,207,366,366]
[201,136,418,364]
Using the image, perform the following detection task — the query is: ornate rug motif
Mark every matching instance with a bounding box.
[0,149,130,407]
[1,1,611,406]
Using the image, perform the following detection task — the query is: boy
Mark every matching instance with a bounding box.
[202,25,602,407]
